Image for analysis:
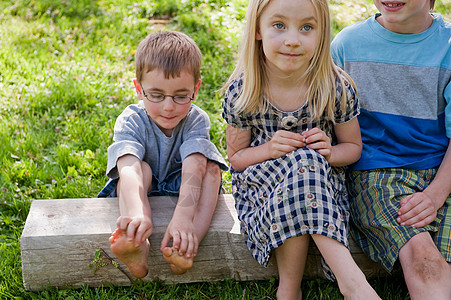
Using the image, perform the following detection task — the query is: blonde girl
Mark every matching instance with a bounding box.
[222,0,380,299]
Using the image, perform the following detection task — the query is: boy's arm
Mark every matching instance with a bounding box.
[116,154,153,246]
[397,140,451,228]
[159,106,225,257]
[398,82,451,227]
[160,153,205,257]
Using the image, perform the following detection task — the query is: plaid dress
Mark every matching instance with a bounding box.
[222,77,359,279]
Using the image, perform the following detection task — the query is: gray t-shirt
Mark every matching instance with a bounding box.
[106,101,228,183]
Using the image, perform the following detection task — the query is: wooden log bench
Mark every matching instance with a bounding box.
[20,194,392,291]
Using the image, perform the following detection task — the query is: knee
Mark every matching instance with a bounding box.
[141,161,153,188]
[403,239,447,282]
[141,161,152,177]
[182,154,208,184]
[205,160,221,179]
[191,158,221,181]
[192,155,208,175]
[413,255,446,283]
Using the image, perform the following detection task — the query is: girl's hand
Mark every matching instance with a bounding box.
[268,130,305,159]
[302,128,332,161]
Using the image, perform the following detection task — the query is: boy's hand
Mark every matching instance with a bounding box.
[117,215,153,247]
[397,192,438,228]
[303,128,332,160]
[267,130,305,159]
[161,216,198,258]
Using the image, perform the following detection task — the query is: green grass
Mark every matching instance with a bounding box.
[0,0,449,298]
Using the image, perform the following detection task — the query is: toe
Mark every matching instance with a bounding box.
[111,228,122,238]
[161,247,173,257]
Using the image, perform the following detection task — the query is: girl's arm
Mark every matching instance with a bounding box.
[303,117,362,167]
[330,117,362,166]
[227,124,305,172]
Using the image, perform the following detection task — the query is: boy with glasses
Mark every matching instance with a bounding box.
[98,31,227,277]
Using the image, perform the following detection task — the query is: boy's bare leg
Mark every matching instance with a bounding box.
[110,161,153,278]
[311,234,380,300]
[399,232,451,300]
[162,160,221,274]
[192,161,221,239]
[274,235,309,300]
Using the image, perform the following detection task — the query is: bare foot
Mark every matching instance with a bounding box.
[161,246,193,275]
[109,229,149,278]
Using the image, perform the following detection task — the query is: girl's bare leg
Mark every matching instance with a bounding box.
[311,234,380,300]
[274,235,310,300]
[110,161,153,278]
[162,159,221,274]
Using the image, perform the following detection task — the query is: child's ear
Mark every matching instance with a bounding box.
[194,80,202,97]
[133,79,143,99]
[256,27,262,40]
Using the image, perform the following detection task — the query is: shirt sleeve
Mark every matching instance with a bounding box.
[106,106,148,179]
[331,36,345,69]
[180,105,228,171]
[222,78,253,130]
[445,81,451,138]
[334,75,360,124]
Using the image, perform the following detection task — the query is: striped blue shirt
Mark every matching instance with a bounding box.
[331,13,451,170]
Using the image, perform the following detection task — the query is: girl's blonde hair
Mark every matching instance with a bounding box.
[222,0,355,123]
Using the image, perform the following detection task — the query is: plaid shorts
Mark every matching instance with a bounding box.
[347,168,451,272]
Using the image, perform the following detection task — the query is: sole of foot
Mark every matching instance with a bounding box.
[109,229,149,278]
[161,246,193,275]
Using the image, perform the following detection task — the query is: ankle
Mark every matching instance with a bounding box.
[276,286,302,300]
[338,279,380,300]
[337,275,366,297]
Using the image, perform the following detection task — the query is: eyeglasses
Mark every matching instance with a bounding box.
[141,87,195,105]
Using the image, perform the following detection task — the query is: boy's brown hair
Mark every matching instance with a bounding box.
[431,0,436,9]
[135,31,202,85]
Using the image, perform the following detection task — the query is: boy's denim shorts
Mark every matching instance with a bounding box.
[98,171,223,198]
[98,171,181,198]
